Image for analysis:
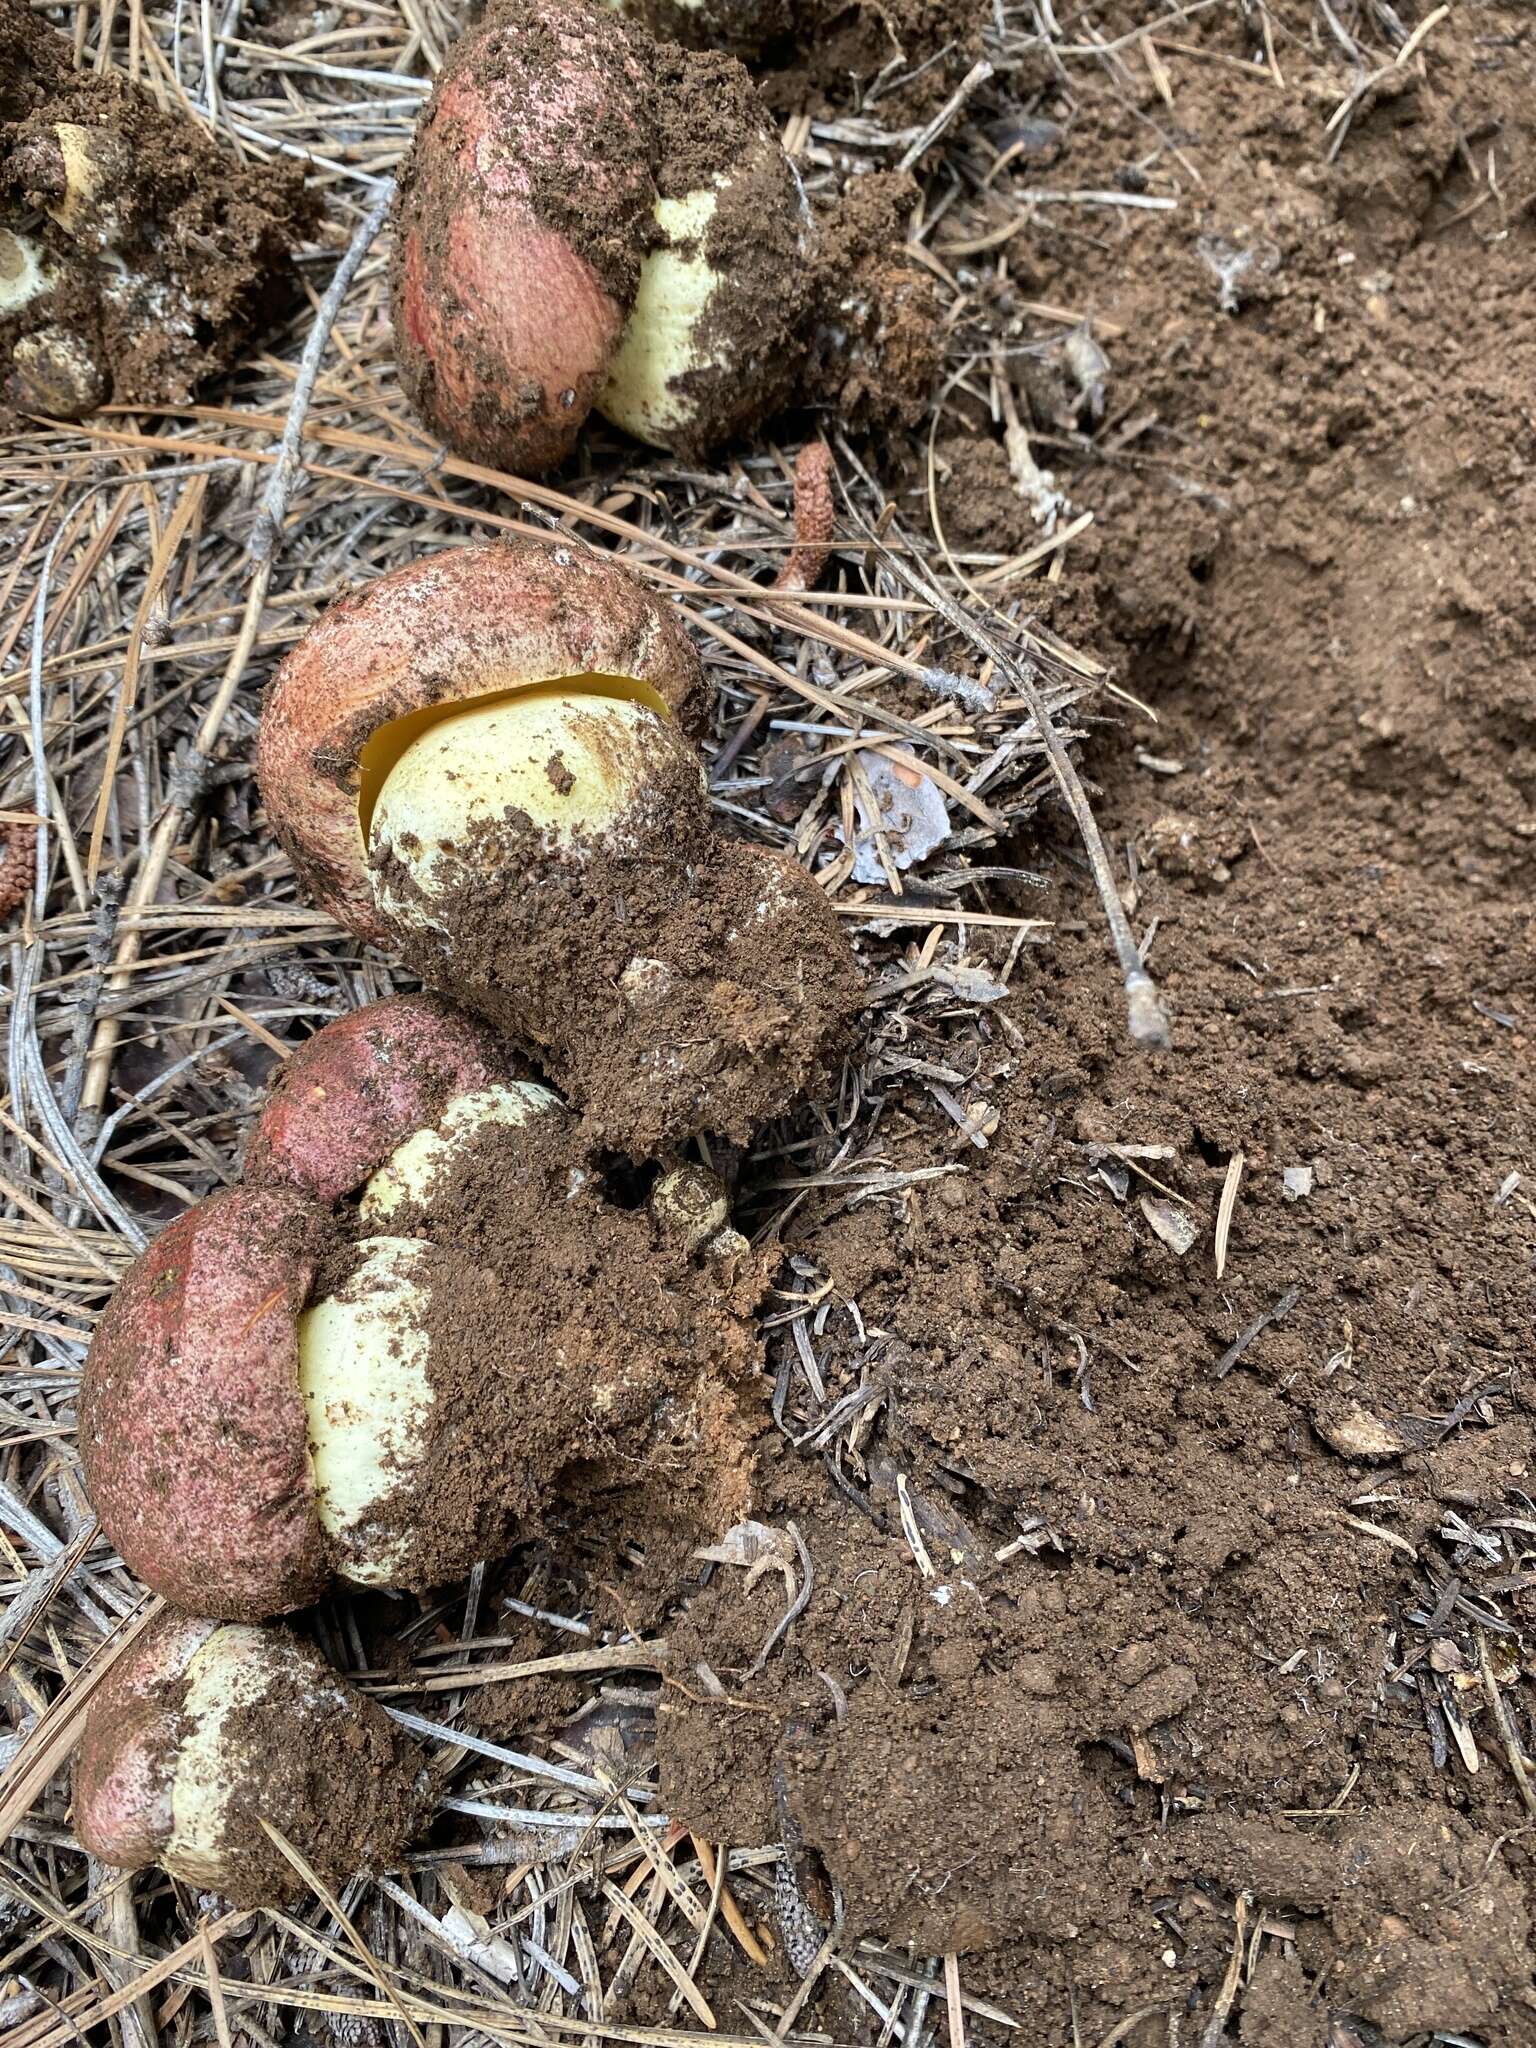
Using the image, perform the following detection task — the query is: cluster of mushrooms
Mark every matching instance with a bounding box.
[75,538,861,1902]
[58,0,894,1914]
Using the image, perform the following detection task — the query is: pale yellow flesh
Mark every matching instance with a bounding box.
[354,671,676,847]
[296,1237,432,1585]
[49,124,107,236]
[599,183,725,447]
[360,1082,561,1224]
[0,229,55,317]
[369,689,702,931]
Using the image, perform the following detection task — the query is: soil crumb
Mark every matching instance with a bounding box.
[0,0,311,418]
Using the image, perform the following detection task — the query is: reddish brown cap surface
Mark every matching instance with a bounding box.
[244,994,515,1204]
[74,1612,217,1870]
[78,1186,332,1620]
[257,538,708,945]
[391,0,654,473]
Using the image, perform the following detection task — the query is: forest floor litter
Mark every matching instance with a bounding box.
[1,2,1532,2046]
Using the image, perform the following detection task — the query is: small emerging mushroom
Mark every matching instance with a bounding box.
[75,1612,427,1905]
[80,996,761,1618]
[257,538,860,1155]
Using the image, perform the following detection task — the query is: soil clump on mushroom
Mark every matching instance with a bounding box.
[310,1103,767,1586]
[0,0,311,417]
[373,804,862,1160]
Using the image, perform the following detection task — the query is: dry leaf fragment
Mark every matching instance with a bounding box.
[1140,1193,1199,1255]
[1315,1403,1407,1459]
[694,1519,798,1596]
[845,751,951,882]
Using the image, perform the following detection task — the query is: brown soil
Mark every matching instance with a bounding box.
[754,0,987,115]
[438,10,1534,2043]
[0,0,311,417]
[607,0,985,100]
[210,1625,428,1907]
[809,170,943,433]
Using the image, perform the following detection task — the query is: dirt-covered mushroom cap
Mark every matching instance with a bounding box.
[78,1186,331,1620]
[81,1048,568,1611]
[256,538,708,946]
[72,1612,218,1871]
[391,0,813,472]
[244,994,514,1204]
[74,1613,426,1906]
[391,0,655,474]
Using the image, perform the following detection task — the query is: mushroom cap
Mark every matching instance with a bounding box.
[73,1612,218,1871]
[78,1186,332,1620]
[244,994,514,1205]
[256,538,708,946]
[74,1614,430,1906]
[391,0,655,473]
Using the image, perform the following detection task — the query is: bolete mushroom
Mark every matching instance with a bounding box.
[257,538,860,1156]
[79,996,761,1618]
[391,0,813,473]
[75,1612,427,1904]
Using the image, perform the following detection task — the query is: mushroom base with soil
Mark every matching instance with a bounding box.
[74,1614,427,1906]
[79,996,766,1620]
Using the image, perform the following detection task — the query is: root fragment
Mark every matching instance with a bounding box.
[774,442,836,592]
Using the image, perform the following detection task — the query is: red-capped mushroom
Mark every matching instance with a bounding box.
[391,0,655,474]
[75,1612,426,1905]
[258,538,861,1155]
[243,992,514,1205]
[78,1185,332,1618]
[390,0,812,473]
[79,998,759,1617]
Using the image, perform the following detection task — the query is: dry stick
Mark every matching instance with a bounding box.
[1476,1630,1536,1820]
[895,59,994,174]
[858,528,1171,1049]
[73,181,397,1135]
[105,1880,159,2048]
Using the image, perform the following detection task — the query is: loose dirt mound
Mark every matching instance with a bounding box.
[570,11,1535,2042]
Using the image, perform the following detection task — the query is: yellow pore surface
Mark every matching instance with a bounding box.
[368,685,703,922]
[598,183,724,446]
[166,1628,354,1882]
[165,1625,273,1883]
[296,1237,432,1585]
